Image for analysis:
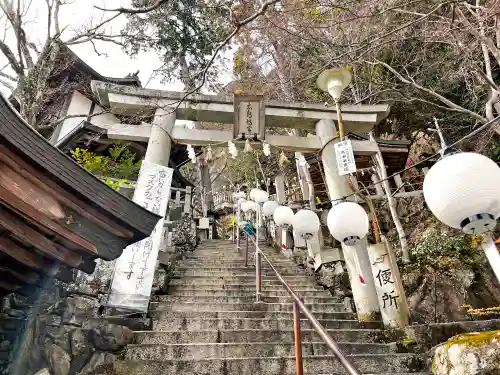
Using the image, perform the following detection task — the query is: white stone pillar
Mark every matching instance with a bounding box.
[140,107,176,254]
[316,119,380,321]
[342,238,381,321]
[275,175,286,204]
[144,108,176,166]
[315,119,352,200]
[367,241,409,328]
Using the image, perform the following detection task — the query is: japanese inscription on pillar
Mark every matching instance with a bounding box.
[367,242,409,328]
[107,160,173,312]
[233,94,265,140]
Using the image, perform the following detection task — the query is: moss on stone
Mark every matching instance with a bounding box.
[432,330,500,374]
[442,330,500,348]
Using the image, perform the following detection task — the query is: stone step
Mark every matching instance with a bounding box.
[177,265,301,273]
[168,278,319,287]
[184,254,285,260]
[133,329,382,344]
[148,309,357,321]
[149,302,348,313]
[173,269,303,277]
[165,287,326,296]
[182,260,295,266]
[82,317,152,331]
[91,354,424,374]
[153,295,337,304]
[126,341,393,360]
[152,317,381,331]
[169,275,316,283]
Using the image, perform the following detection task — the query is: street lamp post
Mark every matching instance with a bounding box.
[316,68,380,321]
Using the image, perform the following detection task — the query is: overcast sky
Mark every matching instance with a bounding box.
[0,0,234,93]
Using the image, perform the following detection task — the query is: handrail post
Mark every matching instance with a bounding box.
[257,246,363,375]
[293,301,304,375]
[245,234,249,267]
[255,250,262,302]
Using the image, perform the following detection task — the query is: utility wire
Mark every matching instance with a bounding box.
[339,114,500,201]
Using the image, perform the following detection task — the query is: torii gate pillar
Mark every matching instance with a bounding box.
[316,119,380,322]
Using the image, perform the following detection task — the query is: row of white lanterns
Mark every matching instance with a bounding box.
[233,151,500,246]
[234,189,370,246]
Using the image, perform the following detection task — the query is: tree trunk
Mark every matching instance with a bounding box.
[369,133,411,263]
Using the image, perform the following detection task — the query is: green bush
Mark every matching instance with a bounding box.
[71,141,142,188]
[407,226,478,271]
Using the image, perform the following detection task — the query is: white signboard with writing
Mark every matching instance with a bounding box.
[238,101,260,136]
[334,140,356,176]
[233,95,264,140]
[107,160,173,312]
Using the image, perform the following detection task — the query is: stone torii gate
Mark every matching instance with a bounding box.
[91,80,392,321]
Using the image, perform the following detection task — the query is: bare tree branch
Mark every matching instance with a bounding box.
[45,0,52,39]
[373,60,488,123]
[0,77,14,91]
[0,39,23,75]
[94,0,169,14]
[65,12,121,45]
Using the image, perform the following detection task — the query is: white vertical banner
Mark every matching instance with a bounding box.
[107,160,173,312]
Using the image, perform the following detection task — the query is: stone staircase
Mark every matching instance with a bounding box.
[97,240,431,374]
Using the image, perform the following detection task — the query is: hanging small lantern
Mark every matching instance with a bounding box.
[279,151,290,166]
[327,201,369,245]
[187,144,196,164]
[292,209,320,240]
[228,140,238,159]
[263,142,271,156]
[423,152,500,233]
[273,206,294,227]
[244,139,253,153]
[206,145,213,161]
[262,201,279,217]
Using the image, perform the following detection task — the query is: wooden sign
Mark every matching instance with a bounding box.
[233,94,265,140]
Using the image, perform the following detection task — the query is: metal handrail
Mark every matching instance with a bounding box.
[255,244,362,375]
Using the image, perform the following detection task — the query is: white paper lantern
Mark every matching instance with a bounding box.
[423,152,500,233]
[292,210,320,239]
[233,191,246,200]
[327,201,369,245]
[249,188,259,201]
[237,197,247,207]
[242,200,256,213]
[254,189,269,204]
[262,201,279,217]
[273,206,294,227]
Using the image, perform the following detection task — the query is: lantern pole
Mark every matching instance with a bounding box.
[481,237,500,283]
[316,68,380,321]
